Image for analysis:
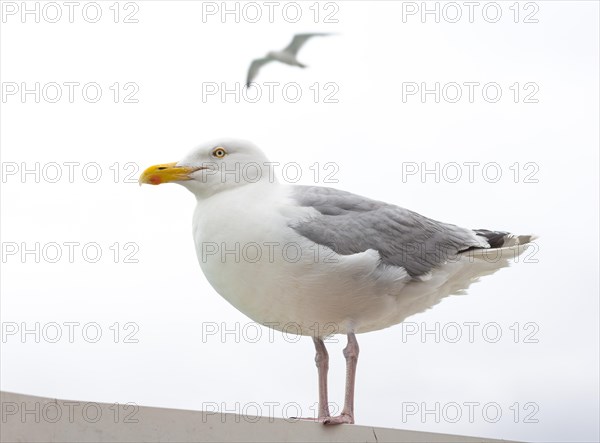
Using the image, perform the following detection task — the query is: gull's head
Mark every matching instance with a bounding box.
[139,139,274,198]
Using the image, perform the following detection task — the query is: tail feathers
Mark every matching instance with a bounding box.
[474,229,538,249]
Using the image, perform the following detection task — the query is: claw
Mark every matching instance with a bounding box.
[323,413,354,425]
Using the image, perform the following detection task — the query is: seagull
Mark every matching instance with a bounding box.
[246,33,331,87]
[139,139,536,425]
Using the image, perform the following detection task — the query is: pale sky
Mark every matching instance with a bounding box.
[1,1,599,442]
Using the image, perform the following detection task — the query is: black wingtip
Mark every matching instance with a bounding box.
[473,229,510,249]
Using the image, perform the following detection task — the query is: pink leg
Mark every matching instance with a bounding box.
[292,337,331,422]
[313,337,331,420]
[323,333,359,425]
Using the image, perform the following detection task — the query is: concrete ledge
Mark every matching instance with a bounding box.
[1,391,516,443]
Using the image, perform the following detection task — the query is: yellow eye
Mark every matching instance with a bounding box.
[212,147,227,158]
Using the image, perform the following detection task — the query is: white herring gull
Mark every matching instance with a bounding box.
[139,139,536,425]
[246,33,331,87]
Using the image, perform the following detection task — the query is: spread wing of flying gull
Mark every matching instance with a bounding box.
[246,33,332,87]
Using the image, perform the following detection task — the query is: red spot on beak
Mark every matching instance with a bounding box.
[149,175,162,185]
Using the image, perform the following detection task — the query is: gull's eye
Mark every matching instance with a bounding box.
[212,147,227,158]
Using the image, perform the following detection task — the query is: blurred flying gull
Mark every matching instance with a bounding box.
[246,33,331,87]
[139,139,536,425]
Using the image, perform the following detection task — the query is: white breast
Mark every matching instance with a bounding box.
[191,183,412,335]
[268,50,298,65]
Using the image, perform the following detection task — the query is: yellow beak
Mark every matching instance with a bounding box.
[138,162,202,186]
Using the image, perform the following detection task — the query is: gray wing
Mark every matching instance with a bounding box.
[290,186,489,278]
[246,57,273,87]
[283,33,330,57]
